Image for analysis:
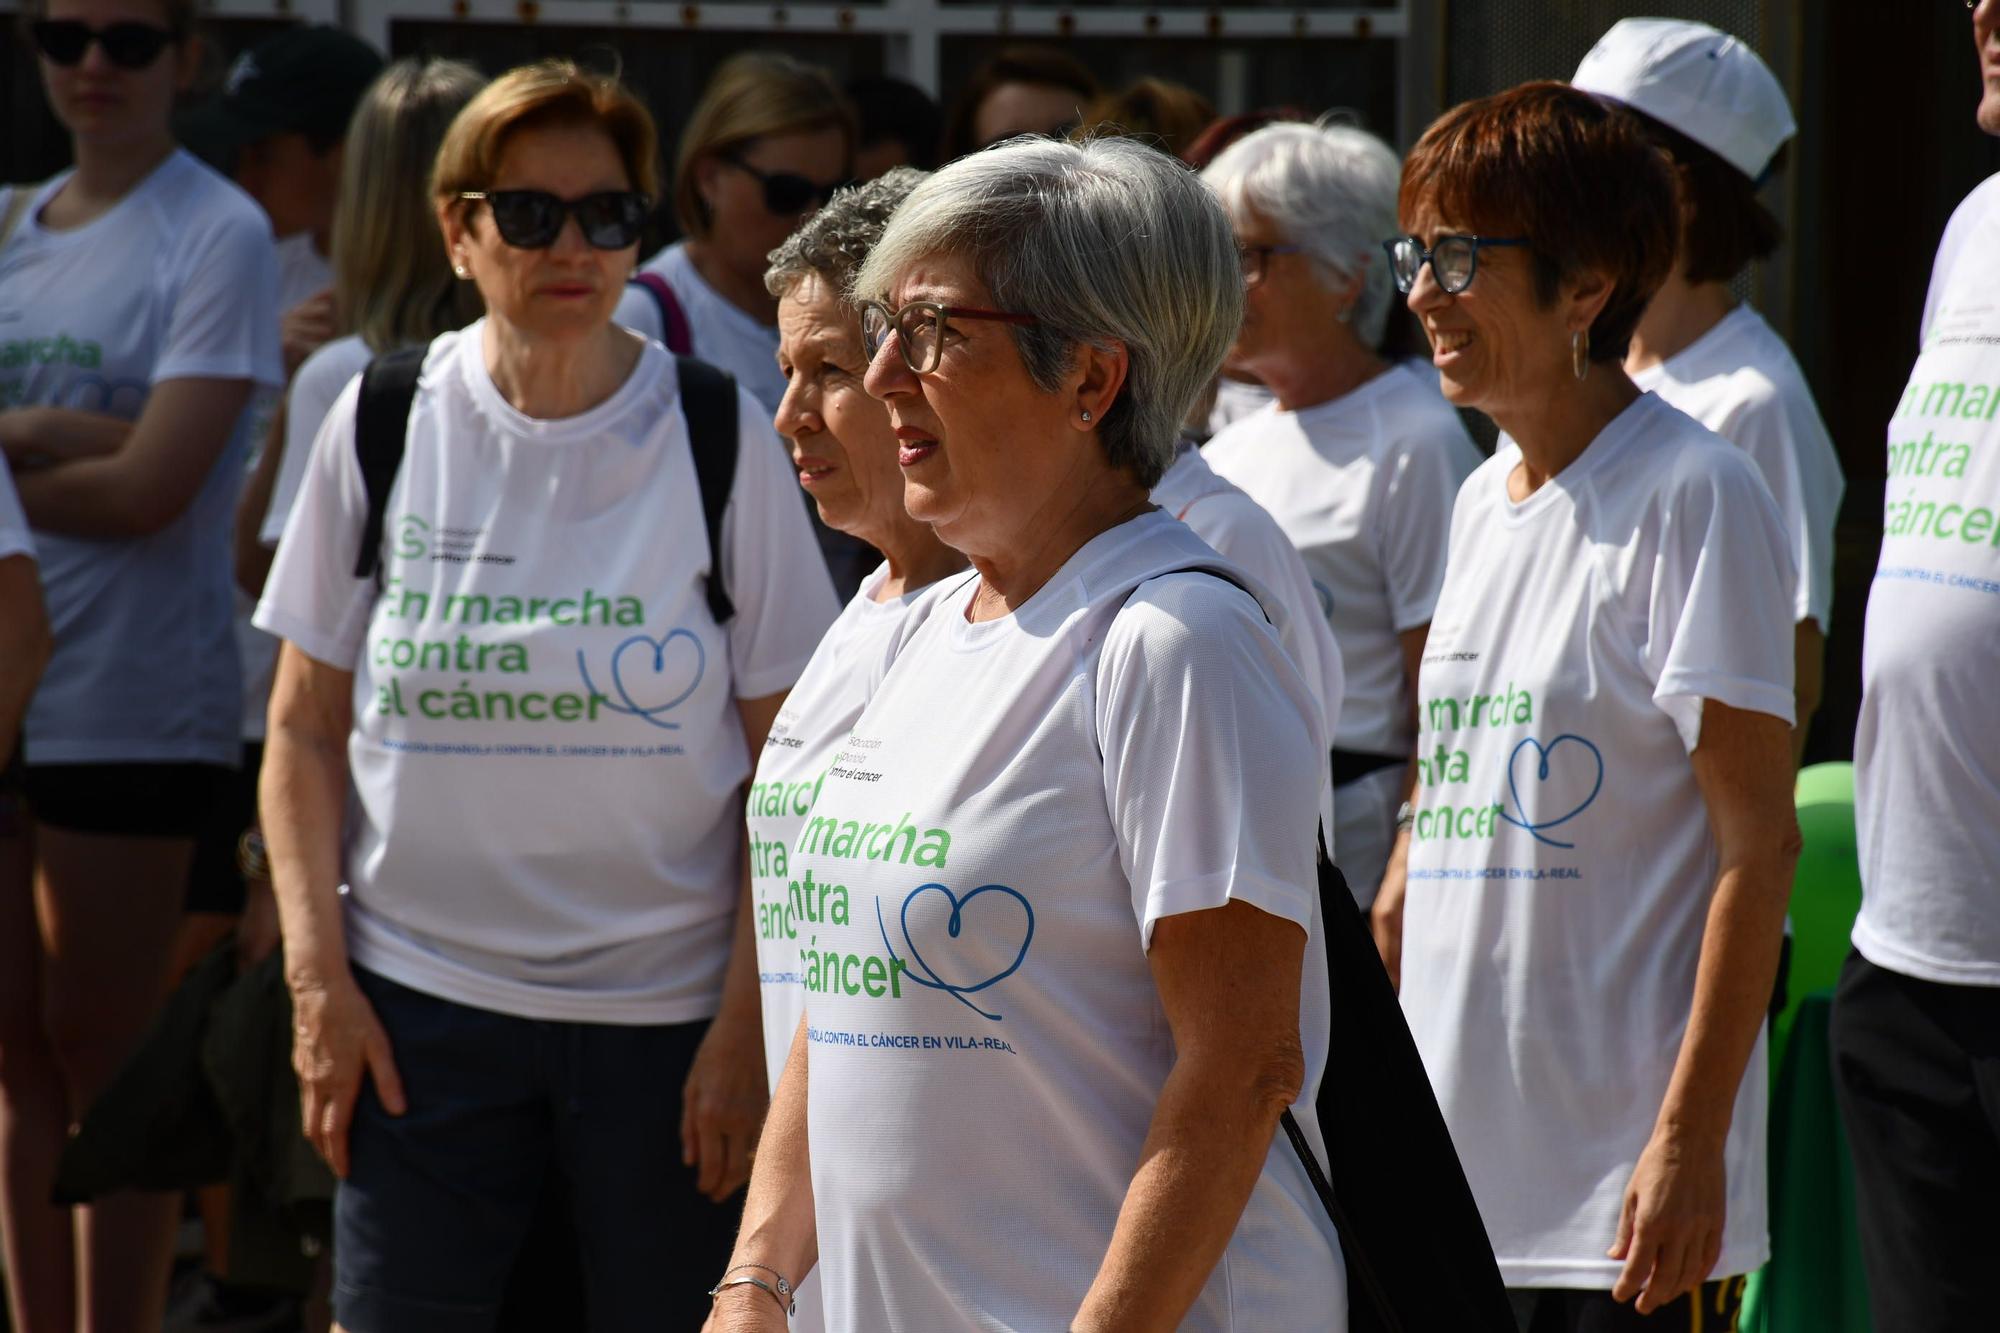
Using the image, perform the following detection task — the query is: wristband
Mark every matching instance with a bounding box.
[709,1270,796,1317]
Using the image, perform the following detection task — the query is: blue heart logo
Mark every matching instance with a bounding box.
[877,882,1035,1022]
[1500,733,1603,850]
[574,629,705,731]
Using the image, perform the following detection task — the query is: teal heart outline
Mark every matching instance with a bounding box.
[573,629,705,732]
[876,881,1035,1022]
[1499,733,1603,850]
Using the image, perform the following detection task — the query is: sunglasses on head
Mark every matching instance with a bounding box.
[719,152,850,217]
[459,190,650,250]
[31,19,177,69]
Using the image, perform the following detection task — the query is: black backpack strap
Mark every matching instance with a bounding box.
[351,347,427,584]
[675,355,739,625]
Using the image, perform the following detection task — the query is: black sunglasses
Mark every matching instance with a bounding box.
[720,153,850,217]
[459,190,650,250]
[31,20,176,69]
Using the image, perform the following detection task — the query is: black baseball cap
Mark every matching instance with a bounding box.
[180,25,385,166]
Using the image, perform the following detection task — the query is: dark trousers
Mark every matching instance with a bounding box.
[334,969,740,1333]
[1509,1277,1746,1332]
[1830,950,2000,1332]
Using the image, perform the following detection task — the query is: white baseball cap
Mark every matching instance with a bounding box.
[1571,18,1796,182]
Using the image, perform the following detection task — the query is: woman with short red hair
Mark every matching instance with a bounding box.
[1377,82,1800,1332]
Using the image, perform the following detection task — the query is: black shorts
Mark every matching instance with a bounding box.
[335,969,740,1333]
[186,743,263,914]
[20,760,234,838]
[1510,1277,1747,1332]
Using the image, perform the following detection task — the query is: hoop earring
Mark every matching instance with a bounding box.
[1571,329,1589,381]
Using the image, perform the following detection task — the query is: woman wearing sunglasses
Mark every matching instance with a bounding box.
[1384,83,1798,1331]
[254,61,838,1333]
[707,135,1343,1333]
[1200,123,1483,926]
[617,54,877,601]
[0,0,282,1327]
[617,52,853,419]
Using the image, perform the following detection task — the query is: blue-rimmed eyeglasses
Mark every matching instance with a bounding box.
[1382,234,1530,295]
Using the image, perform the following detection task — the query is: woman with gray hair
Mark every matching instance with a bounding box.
[741,167,966,1331]
[705,135,1345,1331]
[1201,122,1483,917]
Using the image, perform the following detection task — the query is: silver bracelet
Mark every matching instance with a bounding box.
[708,1271,796,1317]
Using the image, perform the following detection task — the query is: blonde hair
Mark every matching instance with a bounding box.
[332,58,487,353]
[432,58,661,218]
[673,53,856,238]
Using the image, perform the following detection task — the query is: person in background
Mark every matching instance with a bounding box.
[750,165,966,1333]
[1389,82,1797,1331]
[614,53,873,600]
[0,0,282,1326]
[844,75,941,178]
[939,45,1099,160]
[182,23,386,375]
[256,60,837,1333]
[1078,76,1215,159]
[707,132,1342,1333]
[615,52,853,415]
[1201,121,1482,913]
[1573,18,1842,762]
[1832,4,2000,1328]
[247,55,488,588]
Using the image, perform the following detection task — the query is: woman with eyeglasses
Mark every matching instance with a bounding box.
[254,61,838,1333]
[0,0,281,1326]
[706,135,1344,1333]
[1385,83,1798,1331]
[1200,123,1483,925]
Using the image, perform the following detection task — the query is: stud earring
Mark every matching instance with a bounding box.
[1080,410,1092,423]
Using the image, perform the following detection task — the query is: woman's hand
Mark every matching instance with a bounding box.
[700,1284,792,1333]
[1608,1125,1726,1313]
[289,971,406,1179]
[682,1009,769,1202]
[1371,832,1411,990]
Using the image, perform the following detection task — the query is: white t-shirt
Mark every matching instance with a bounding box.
[237,235,338,743]
[1207,375,1276,437]
[255,323,839,1023]
[1853,174,2000,988]
[262,333,374,547]
[616,242,787,413]
[1631,306,1843,631]
[0,468,31,563]
[1400,393,1794,1288]
[1154,443,1344,837]
[795,510,1343,1331]
[1205,363,1483,759]
[0,151,281,765]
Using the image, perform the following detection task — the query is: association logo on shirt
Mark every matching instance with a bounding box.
[1412,680,1602,864]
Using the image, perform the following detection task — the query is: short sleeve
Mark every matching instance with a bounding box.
[252,377,376,669]
[264,340,364,546]
[1647,446,1798,750]
[153,204,283,389]
[1712,373,1840,631]
[0,468,32,563]
[720,389,840,698]
[1376,427,1479,631]
[1096,573,1324,948]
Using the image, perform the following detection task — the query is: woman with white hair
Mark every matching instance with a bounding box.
[1201,122,1482,918]
[705,135,1344,1332]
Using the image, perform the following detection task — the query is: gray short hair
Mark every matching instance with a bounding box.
[764,167,928,300]
[852,135,1242,488]
[1201,122,1402,347]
